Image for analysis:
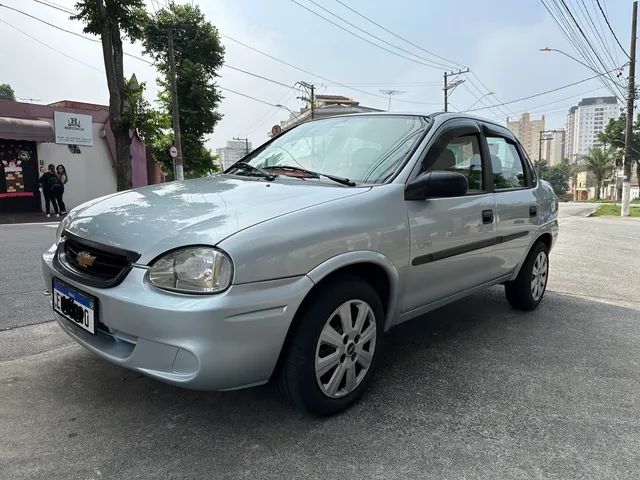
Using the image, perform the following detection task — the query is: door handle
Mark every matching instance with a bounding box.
[529,205,537,217]
[482,209,494,224]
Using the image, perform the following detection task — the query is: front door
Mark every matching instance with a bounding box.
[403,121,500,314]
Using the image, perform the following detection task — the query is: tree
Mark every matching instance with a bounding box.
[539,160,572,196]
[0,83,15,101]
[142,3,224,178]
[598,114,640,180]
[72,0,147,191]
[580,147,615,200]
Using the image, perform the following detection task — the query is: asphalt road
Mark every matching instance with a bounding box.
[1,205,639,479]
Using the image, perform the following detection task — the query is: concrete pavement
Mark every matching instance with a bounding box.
[1,205,639,479]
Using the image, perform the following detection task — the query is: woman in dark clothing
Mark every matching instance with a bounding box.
[38,164,61,217]
[55,164,68,214]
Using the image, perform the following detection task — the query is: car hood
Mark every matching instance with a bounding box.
[64,175,369,264]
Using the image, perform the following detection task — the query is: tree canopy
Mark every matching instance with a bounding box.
[0,83,15,101]
[580,147,615,200]
[142,3,225,178]
[598,114,640,179]
[538,160,573,197]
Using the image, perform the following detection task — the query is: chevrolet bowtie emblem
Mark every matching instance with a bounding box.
[76,251,96,268]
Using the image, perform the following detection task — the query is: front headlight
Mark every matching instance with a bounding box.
[55,220,66,245]
[147,247,233,294]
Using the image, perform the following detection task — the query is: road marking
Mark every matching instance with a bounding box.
[0,221,59,227]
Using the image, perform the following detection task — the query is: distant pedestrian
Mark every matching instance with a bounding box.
[55,164,68,214]
[38,164,61,217]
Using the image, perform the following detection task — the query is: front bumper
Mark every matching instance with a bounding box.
[42,245,313,390]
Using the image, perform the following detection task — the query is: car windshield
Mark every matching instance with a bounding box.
[232,115,430,184]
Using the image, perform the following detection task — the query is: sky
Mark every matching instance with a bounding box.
[0,0,633,152]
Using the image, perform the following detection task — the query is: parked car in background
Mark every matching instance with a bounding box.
[43,112,558,415]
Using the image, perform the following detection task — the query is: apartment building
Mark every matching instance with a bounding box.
[216,138,252,171]
[507,113,545,162]
[542,129,566,166]
[565,96,623,162]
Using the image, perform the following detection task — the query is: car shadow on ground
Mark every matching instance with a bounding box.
[4,287,640,479]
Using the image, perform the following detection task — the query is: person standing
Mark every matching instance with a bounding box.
[54,164,68,214]
[38,164,61,217]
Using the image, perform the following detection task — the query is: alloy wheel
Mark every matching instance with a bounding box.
[314,299,377,398]
[531,251,548,301]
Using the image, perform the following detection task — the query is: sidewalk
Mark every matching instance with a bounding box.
[0,212,61,225]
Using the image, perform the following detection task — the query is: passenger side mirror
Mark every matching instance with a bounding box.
[404,171,469,200]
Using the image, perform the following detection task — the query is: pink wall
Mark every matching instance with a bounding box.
[103,119,148,188]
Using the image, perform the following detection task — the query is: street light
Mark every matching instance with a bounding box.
[274,104,296,115]
[465,91,494,111]
[539,47,625,86]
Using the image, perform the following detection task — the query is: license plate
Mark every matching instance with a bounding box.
[52,278,97,334]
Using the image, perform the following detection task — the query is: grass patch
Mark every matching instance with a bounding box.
[591,204,640,217]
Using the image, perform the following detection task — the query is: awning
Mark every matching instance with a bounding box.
[0,116,55,142]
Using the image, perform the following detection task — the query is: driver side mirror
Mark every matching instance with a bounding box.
[404,171,469,200]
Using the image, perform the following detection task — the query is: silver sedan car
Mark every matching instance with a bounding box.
[43,112,558,415]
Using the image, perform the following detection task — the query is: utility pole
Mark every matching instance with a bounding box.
[168,29,184,181]
[537,129,563,176]
[296,81,316,120]
[622,0,637,216]
[443,68,470,112]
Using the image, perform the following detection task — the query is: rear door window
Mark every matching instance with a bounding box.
[486,136,527,190]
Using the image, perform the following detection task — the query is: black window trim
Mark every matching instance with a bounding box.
[409,118,493,197]
[480,123,537,192]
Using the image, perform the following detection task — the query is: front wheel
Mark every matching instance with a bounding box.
[277,276,383,416]
[505,241,549,311]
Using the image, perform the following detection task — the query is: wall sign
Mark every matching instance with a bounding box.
[54,111,94,146]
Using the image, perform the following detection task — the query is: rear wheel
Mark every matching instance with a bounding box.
[277,276,383,416]
[505,241,549,311]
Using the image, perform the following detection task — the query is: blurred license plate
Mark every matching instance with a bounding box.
[52,278,96,334]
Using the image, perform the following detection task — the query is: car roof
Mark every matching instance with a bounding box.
[331,111,508,131]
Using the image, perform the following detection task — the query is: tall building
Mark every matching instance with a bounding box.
[507,113,545,162]
[216,138,252,171]
[565,96,623,162]
[542,129,566,166]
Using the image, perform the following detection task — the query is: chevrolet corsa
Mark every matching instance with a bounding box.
[43,113,558,415]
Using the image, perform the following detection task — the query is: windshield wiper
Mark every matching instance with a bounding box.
[228,161,277,181]
[263,165,356,187]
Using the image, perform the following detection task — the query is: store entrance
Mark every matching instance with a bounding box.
[0,140,40,213]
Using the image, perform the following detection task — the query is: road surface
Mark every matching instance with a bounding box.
[1,204,638,479]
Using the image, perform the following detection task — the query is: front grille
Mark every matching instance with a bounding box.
[54,233,141,288]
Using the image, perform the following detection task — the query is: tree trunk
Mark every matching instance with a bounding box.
[95,0,132,191]
[596,179,601,200]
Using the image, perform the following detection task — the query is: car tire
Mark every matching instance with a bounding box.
[505,241,549,311]
[277,275,383,416]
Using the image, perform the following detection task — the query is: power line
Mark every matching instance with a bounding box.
[0,3,99,42]
[0,18,102,72]
[333,0,466,69]
[218,86,281,107]
[302,0,455,70]
[466,70,621,112]
[595,0,631,58]
[288,0,450,70]
[31,0,74,14]
[221,34,440,106]
[0,3,155,65]
[329,0,511,117]
[540,0,625,101]
[557,0,624,98]
[222,64,296,90]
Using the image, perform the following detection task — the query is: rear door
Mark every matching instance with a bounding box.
[481,123,539,277]
[402,119,500,314]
